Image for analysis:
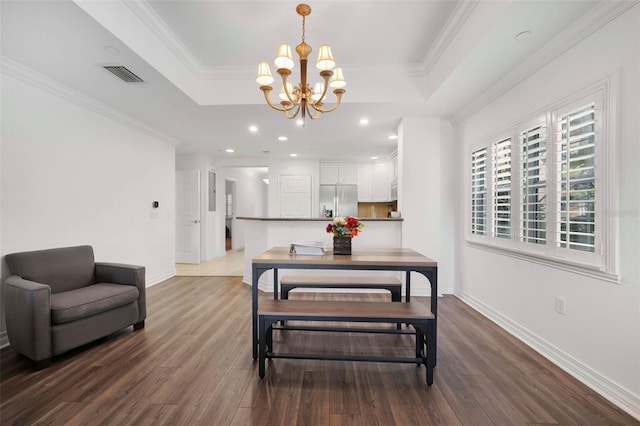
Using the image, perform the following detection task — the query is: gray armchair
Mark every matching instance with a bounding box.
[3,245,146,369]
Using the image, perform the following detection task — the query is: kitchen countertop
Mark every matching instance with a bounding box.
[236,217,403,222]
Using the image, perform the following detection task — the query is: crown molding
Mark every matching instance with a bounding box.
[123,0,204,76]
[123,1,275,81]
[449,0,638,124]
[125,0,435,82]
[1,56,181,147]
[415,0,479,78]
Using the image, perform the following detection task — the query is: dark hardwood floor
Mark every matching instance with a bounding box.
[1,276,636,425]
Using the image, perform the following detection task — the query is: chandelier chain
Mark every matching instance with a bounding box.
[302,15,306,43]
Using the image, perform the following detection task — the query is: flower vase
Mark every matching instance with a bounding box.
[333,236,352,255]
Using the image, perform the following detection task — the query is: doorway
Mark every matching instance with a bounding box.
[223,166,269,253]
[175,169,201,264]
[225,179,236,251]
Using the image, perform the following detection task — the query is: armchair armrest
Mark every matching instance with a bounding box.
[3,276,52,362]
[95,263,146,323]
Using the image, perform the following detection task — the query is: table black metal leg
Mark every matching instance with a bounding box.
[426,320,435,385]
[273,268,279,300]
[252,268,258,361]
[253,266,271,361]
[405,271,411,302]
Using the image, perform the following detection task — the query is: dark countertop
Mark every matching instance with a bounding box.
[236,217,403,222]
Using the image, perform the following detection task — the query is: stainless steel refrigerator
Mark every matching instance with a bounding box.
[319,184,358,218]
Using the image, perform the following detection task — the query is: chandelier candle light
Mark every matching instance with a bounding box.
[255,3,346,125]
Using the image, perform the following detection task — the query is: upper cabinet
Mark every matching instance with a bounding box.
[371,161,390,201]
[320,162,357,185]
[321,160,394,201]
[391,153,398,180]
[356,164,372,201]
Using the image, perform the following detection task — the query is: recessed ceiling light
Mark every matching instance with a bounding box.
[515,31,532,42]
[360,118,369,126]
[290,153,298,157]
[249,125,258,133]
[371,156,379,160]
[226,149,234,153]
[104,46,120,55]
[278,136,288,141]
[388,135,398,140]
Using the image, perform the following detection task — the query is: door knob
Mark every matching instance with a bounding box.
[192,219,201,224]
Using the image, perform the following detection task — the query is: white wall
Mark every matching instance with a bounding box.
[398,117,455,295]
[454,6,639,416]
[1,68,177,337]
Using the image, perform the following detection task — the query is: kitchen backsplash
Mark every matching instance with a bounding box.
[357,201,398,218]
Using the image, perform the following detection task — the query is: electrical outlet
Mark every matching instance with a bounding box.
[555,297,567,315]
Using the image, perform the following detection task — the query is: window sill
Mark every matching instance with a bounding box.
[465,240,619,284]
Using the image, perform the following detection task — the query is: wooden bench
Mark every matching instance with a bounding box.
[258,299,435,385]
[279,275,403,301]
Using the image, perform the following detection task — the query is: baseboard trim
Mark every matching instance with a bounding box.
[455,289,640,421]
[146,269,176,287]
[0,331,9,349]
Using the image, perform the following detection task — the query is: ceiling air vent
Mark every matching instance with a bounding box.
[103,66,144,83]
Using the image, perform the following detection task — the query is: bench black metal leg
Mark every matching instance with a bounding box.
[408,320,433,385]
[281,285,290,300]
[280,286,290,326]
[266,320,274,354]
[390,287,402,329]
[258,316,267,378]
[259,317,278,379]
[416,327,424,362]
[408,321,426,365]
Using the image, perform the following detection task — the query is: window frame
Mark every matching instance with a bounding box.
[491,135,513,240]
[471,146,489,237]
[465,75,617,281]
[548,93,602,265]
[515,115,548,255]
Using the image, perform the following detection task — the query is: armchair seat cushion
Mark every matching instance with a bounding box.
[51,284,139,325]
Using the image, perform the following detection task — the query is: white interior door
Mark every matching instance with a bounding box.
[176,170,201,263]
[280,175,312,217]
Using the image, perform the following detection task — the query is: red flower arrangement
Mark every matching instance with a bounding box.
[325,216,364,237]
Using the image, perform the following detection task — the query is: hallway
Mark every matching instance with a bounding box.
[175,249,244,277]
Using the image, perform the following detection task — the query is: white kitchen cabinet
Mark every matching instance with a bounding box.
[371,161,390,201]
[320,162,357,185]
[338,163,357,184]
[356,163,372,201]
[320,163,338,184]
[391,154,398,180]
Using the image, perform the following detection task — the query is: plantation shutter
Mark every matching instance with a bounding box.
[555,103,596,252]
[520,125,547,245]
[492,138,512,239]
[471,148,488,235]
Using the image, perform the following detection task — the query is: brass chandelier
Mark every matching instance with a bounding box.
[255,3,346,124]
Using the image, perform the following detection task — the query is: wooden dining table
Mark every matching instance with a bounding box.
[250,247,438,361]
